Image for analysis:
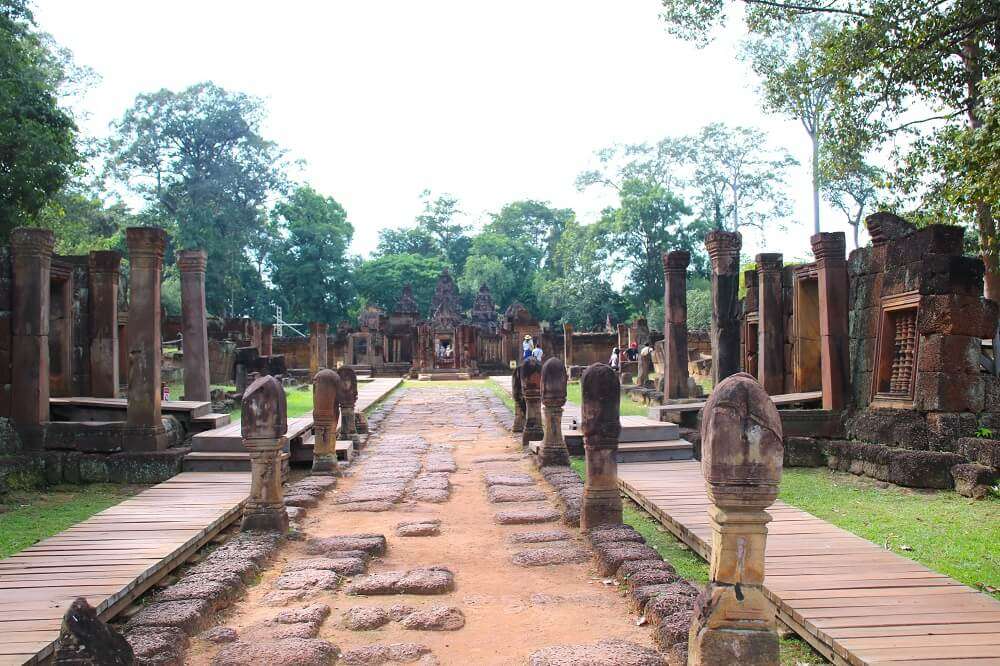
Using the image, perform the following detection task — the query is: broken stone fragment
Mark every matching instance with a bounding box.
[345,568,455,596]
[396,521,441,537]
[340,642,432,665]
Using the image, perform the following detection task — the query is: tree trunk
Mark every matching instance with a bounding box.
[811,131,821,235]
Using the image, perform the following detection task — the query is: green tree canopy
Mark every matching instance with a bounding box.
[270,185,355,324]
[354,252,450,316]
[0,0,78,235]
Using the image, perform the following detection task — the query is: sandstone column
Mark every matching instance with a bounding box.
[663,250,690,398]
[337,366,360,445]
[520,356,543,448]
[261,324,274,356]
[756,253,785,395]
[511,365,525,433]
[539,357,569,467]
[689,372,782,666]
[126,228,167,446]
[11,228,54,441]
[811,232,850,411]
[88,251,121,398]
[580,362,622,529]
[177,249,210,402]
[312,368,340,476]
[309,322,328,376]
[563,322,574,367]
[240,374,289,533]
[706,230,742,385]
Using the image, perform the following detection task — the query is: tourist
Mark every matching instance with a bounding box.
[609,347,620,371]
[625,341,639,363]
[522,334,534,360]
[532,344,543,362]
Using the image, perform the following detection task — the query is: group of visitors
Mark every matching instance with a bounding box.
[522,334,544,362]
[609,341,653,372]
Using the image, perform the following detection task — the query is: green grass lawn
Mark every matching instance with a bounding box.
[780,467,1000,599]
[0,484,144,559]
[566,382,650,416]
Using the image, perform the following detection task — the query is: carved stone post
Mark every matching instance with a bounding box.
[756,253,785,394]
[811,232,849,410]
[309,322,328,376]
[580,363,622,529]
[312,368,340,476]
[261,323,274,356]
[563,323,574,367]
[663,250,690,398]
[240,375,289,533]
[177,250,210,402]
[511,365,525,432]
[88,251,121,398]
[520,356,543,448]
[706,230,742,385]
[125,228,168,450]
[689,372,782,666]
[337,366,360,445]
[539,357,569,467]
[11,228,54,441]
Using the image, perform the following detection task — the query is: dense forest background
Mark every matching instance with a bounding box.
[3,0,997,333]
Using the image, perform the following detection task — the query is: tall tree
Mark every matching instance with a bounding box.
[354,253,450,316]
[106,82,287,315]
[270,186,355,324]
[0,0,78,235]
[415,190,470,270]
[658,0,1000,298]
[741,16,839,234]
[820,155,883,249]
[486,200,574,270]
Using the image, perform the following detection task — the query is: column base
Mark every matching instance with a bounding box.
[512,415,525,433]
[122,424,170,452]
[241,506,289,533]
[580,492,623,530]
[521,427,543,448]
[536,443,570,467]
[689,627,778,666]
[311,454,339,477]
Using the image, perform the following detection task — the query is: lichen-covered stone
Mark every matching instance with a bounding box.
[951,463,998,499]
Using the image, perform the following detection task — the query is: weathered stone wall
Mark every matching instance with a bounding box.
[272,336,348,371]
[0,247,12,418]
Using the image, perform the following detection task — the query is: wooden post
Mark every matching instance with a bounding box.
[689,372,782,666]
[580,363,622,529]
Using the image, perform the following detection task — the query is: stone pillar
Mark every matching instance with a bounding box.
[811,232,849,411]
[309,322,328,376]
[520,357,543,448]
[706,230,742,385]
[261,324,274,356]
[756,253,785,395]
[177,250,210,402]
[663,250,690,399]
[616,323,626,354]
[337,366,360,445]
[563,323,574,367]
[125,228,167,446]
[11,228,54,439]
[312,368,340,476]
[538,357,569,467]
[511,365,525,432]
[88,251,120,398]
[580,363,622,529]
[689,372,782,666]
[240,374,289,533]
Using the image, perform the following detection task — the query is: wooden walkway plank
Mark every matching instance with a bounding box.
[0,471,249,666]
[617,460,1000,666]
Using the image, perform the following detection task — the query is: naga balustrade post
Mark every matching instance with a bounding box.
[538,357,569,467]
[240,375,289,533]
[580,363,622,529]
[688,372,783,666]
[312,368,341,476]
[337,366,360,445]
[520,357,543,448]
[511,365,525,433]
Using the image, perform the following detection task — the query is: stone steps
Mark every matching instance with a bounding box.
[291,434,355,463]
[615,439,693,463]
[190,412,231,433]
[182,450,290,475]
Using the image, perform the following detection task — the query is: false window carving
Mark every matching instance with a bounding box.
[872,293,920,405]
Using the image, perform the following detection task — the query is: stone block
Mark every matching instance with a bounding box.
[951,463,997,499]
[957,438,1000,468]
[885,225,964,267]
[986,376,1000,413]
[918,255,985,295]
[887,449,965,488]
[917,295,1000,338]
[850,274,882,310]
[926,413,978,445]
[917,335,981,374]
[882,266,920,297]
[848,245,874,277]
[849,307,879,341]
[915,372,984,413]
[783,437,826,467]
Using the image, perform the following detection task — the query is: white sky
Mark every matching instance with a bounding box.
[34,0,865,262]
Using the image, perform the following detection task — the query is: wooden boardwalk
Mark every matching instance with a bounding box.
[0,472,249,665]
[618,461,1000,666]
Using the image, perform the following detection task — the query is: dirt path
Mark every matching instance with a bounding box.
[186,385,659,665]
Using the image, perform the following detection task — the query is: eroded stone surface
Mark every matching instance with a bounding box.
[588,525,644,545]
[283,557,366,576]
[340,643,432,665]
[483,472,534,486]
[213,638,340,666]
[283,494,320,508]
[511,546,590,567]
[623,569,680,591]
[155,579,239,610]
[397,606,466,631]
[644,586,699,626]
[653,609,694,651]
[125,599,212,635]
[273,604,332,625]
[338,501,396,513]
[342,606,391,630]
[615,559,675,583]
[494,507,560,525]
[396,521,441,537]
[306,534,387,557]
[273,569,340,591]
[487,485,547,503]
[528,639,666,666]
[345,568,455,596]
[508,530,573,544]
[126,626,188,665]
[592,542,662,576]
[199,627,238,644]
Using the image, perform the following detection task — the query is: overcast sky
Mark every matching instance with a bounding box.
[34,0,865,262]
